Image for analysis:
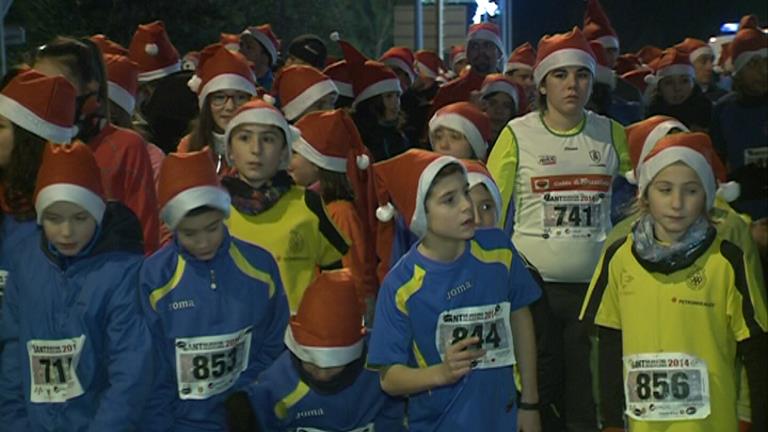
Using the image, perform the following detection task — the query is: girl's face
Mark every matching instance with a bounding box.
[380,92,401,123]
[645,162,707,243]
[41,201,98,257]
[228,124,286,189]
[301,92,337,119]
[430,126,475,159]
[0,115,14,169]
[209,91,251,132]
[482,92,516,131]
[658,75,694,106]
[540,66,592,118]
[468,183,498,228]
[287,151,320,187]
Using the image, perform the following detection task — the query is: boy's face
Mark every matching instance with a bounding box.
[229,124,286,189]
[424,170,475,240]
[468,183,497,228]
[430,126,475,159]
[41,201,98,257]
[300,360,345,382]
[176,210,226,261]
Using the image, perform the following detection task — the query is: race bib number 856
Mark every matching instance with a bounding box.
[624,353,710,421]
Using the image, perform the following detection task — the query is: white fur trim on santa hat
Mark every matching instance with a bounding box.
[292,135,347,173]
[481,81,520,111]
[0,94,76,144]
[594,35,620,50]
[656,64,695,80]
[241,29,278,65]
[452,52,467,67]
[638,147,716,209]
[429,112,487,160]
[284,326,365,368]
[625,119,688,184]
[198,73,257,109]
[160,185,231,230]
[411,156,465,237]
[467,172,502,223]
[107,81,136,115]
[332,80,354,98]
[282,79,339,121]
[689,45,714,64]
[733,47,768,75]
[382,57,415,83]
[35,184,106,224]
[224,109,297,170]
[138,61,182,82]
[595,64,617,90]
[352,78,402,108]
[504,62,533,73]
[468,28,505,56]
[534,48,597,86]
[414,60,438,79]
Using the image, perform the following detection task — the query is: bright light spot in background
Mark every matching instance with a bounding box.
[474,0,499,24]
[720,22,739,33]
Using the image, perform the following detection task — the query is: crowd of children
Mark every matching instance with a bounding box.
[0,0,766,431]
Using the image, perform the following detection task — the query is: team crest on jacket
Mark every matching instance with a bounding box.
[589,150,601,163]
[686,269,706,291]
[288,229,305,256]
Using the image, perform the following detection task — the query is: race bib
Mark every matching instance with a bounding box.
[295,424,374,432]
[175,326,252,400]
[27,335,86,403]
[531,175,611,240]
[744,147,768,168]
[436,303,515,369]
[624,353,710,421]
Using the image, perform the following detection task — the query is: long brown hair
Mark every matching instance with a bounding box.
[318,168,355,203]
[186,94,216,152]
[0,126,47,219]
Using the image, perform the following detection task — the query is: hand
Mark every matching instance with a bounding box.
[517,407,541,432]
[435,337,485,386]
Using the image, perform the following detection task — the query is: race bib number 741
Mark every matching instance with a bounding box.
[624,353,710,421]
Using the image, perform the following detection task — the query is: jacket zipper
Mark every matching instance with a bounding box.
[209,268,218,290]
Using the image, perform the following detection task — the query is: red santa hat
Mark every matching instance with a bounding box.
[534,27,597,86]
[466,22,504,56]
[188,46,256,109]
[614,53,643,75]
[739,14,760,30]
[0,69,77,144]
[505,42,536,73]
[90,34,128,56]
[322,60,354,99]
[284,270,365,367]
[716,42,733,74]
[241,24,280,66]
[590,41,617,89]
[157,149,231,230]
[675,38,714,64]
[379,47,416,84]
[731,27,768,75]
[182,51,201,71]
[644,48,695,86]
[414,50,444,80]
[220,33,241,51]
[479,74,525,114]
[450,45,467,68]
[34,142,105,224]
[224,99,298,169]
[621,68,654,103]
[104,54,139,115]
[463,160,502,223]
[636,45,663,66]
[638,132,729,209]
[429,102,492,160]
[583,0,619,50]
[374,149,466,237]
[625,115,689,184]
[333,33,401,108]
[128,20,181,82]
[275,65,338,121]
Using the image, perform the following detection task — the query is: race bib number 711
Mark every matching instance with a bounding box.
[27,335,86,403]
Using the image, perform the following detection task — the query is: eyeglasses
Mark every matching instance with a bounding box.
[210,92,251,108]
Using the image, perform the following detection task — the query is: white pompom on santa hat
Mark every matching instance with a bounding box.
[284,270,365,367]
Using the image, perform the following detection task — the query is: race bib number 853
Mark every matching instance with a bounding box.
[624,353,710,421]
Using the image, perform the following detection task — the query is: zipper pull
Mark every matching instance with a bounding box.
[210,269,218,290]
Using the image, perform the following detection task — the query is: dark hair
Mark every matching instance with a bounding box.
[0,126,47,219]
[352,94,387,123]
[424,162,465,206]
[187,94,217,152]
[318,168,355,203]
[108,101,132,129]
[0,66,25,90]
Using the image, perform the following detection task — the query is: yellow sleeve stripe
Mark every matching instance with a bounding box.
[470,240,512,271]
[149,255,187,311]
[412,341,428,368]
[273,380,309,419]
[486,125,519,229]
[611,120,631,174]
[229,243,276,298]
[395,265,426,315]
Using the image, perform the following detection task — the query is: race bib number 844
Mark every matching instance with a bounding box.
[436,303,515,369]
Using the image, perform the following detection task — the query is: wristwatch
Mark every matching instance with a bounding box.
[517,401,541,411]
